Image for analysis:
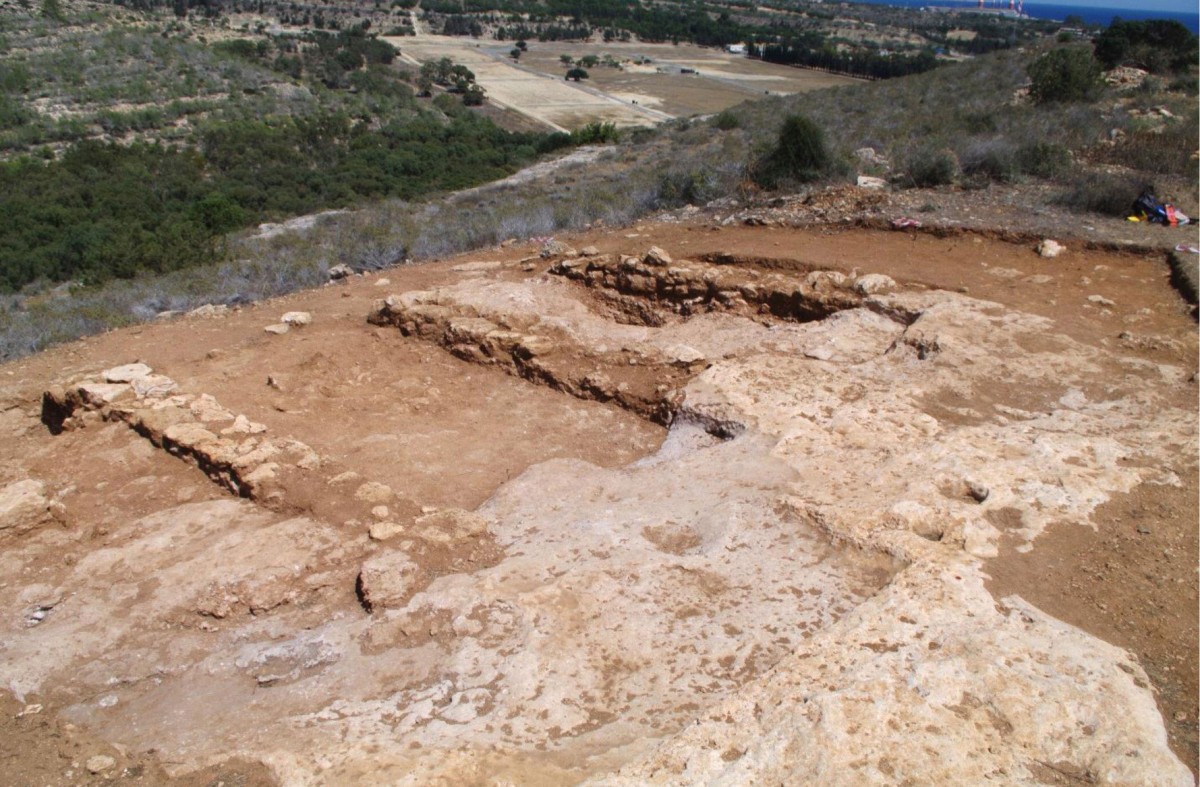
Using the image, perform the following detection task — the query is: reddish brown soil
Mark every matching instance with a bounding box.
[0,221,1195,781]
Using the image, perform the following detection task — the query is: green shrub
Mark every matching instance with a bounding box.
[1056,171,1147,216]
[570,121,619,145]
[1103,114,1200,175]
[1168,74,1199,95]
[905,147,959,187]
[752,114,834,188]
[1028,46,1103,104]
[960,138,1020,182]
[713,110,740,130]
[1094,19,1198,74]
[657,167,732,206]
[1014,141,1071,179]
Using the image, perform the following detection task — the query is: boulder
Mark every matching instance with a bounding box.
[853,273,897,295]
[0,480,50,533]
[328,264,353,280]
[222,414,268,435]
[1037,239,1064,259]
[77,383,131,407]
[264,324,290,335]
[855,175,888,190]
[355,481,394,504]
[665,344,706,366]
[103,363,152,383]
[539,240,576,259]
[357,550,421,611]
[368,520,405,541]
[131,375,177,399]
[281,312,312,327]
[643,246,673,266]
[190,394,235,423]
[188,304,229,319]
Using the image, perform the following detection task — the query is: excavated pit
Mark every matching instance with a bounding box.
[8,249,911,784]
[5,236,1194,786]
[367,246,909,431]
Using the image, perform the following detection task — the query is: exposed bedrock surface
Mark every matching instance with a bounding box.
[0,243,1193,785]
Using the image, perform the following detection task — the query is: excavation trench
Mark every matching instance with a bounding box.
[15,250,914,783]
[368,248,908,431]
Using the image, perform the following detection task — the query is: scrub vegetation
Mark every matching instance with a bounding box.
[0,0,1194,359]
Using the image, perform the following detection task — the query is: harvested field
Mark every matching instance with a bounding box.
[389,35,858,130]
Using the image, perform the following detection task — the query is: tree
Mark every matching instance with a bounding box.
[40,0,65,21]
[516,39,527,51]
[1094,19,1197,73]
[463,84,486,106]
[510,48,521,60]
[416,73,433,96]
[565,67,589,81]
[752,114,833,187]
[580,54,599,68]
[1028,46,1102,104]
[560,54,573,65]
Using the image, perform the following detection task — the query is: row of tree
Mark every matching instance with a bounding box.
[749,41,939,81]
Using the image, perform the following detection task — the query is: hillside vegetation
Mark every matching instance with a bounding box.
[0,9,558,292]
[0,3,1195,360]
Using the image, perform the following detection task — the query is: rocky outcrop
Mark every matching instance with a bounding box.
[595,560,1191,787]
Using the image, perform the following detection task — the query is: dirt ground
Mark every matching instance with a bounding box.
[389,34,857,130]
[0,218,1195,782]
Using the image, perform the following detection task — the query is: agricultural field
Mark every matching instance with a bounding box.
[394,32,859,130]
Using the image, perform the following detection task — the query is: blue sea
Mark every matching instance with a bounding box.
[849,1,1200,32]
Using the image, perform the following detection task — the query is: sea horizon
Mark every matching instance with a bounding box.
[846,0,1200,33]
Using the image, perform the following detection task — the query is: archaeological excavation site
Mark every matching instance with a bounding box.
[0,222,1196,786]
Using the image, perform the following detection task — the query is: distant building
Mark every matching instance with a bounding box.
[727,43,746,55]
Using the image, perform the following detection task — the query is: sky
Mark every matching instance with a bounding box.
[1024,0,1195,9]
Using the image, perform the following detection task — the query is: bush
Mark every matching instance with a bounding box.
[570,121,619,145]
[1056,171,1147,216]
[713,110,741,130]
[1102,113,1200,175]
[1028,46,1103,104]
[657,166,737,207]
[1014,141,1071,179]
[961,138,1019,182]
[752,114,834,188]
[905,147,959,187]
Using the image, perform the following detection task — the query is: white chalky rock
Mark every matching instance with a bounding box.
[281,311,312,327]
[103,363,152,383]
